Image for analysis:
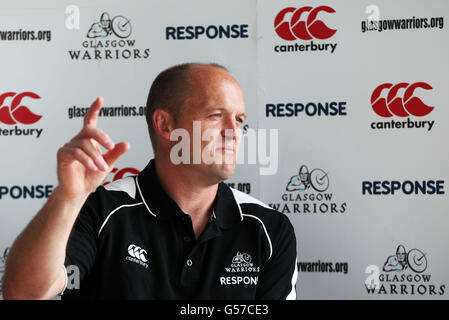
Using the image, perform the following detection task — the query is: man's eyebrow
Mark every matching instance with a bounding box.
[204,107,247,119]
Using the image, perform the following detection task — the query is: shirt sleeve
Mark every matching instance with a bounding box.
[60,189,103,297]
[256,216,298,300]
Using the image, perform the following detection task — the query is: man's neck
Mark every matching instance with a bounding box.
[154,157,218,238]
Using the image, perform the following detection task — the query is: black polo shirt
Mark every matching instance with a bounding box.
[61,160,297,300]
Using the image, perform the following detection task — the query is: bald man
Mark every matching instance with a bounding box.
[3,63,297,300]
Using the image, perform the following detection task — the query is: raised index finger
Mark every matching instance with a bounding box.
[83,96,103,128]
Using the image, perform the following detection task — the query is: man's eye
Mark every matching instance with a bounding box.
[210,113,222,118]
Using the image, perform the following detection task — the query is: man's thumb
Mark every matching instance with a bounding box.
[104,142,130,167]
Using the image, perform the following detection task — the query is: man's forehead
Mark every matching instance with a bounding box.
[178,65,244,114]
[187,70,242,99]
[187,65,236,85]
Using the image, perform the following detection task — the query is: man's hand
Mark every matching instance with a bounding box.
[2,97,130,299]
[57,97,130,200]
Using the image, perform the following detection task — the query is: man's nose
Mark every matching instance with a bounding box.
[221,117,239,140]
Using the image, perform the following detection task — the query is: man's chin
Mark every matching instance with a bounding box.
[210,162,236,182]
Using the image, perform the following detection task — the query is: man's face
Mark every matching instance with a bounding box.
[397,251,406,263]
[173,66,246,184]
[395,245,407,264]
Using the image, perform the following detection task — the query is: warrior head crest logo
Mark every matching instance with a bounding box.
[286,165,329,192]
[232,252,252,265]
[383,245,428,273]
[87,12,132,39]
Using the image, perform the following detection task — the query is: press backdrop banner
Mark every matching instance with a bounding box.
[1,0,448,299]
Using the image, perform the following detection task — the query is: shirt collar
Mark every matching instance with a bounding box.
[213,182,243,229]
[136,159,243,229]
[136,159,183,220]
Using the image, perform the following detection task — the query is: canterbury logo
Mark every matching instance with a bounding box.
[371,82,434,118]
[0,92,42,125]
[127,244,148,262]
[274,6,337,41]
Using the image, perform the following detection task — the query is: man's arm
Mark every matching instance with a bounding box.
[2,188,87,299]
[2,97,129,299]
[256,216,298,300]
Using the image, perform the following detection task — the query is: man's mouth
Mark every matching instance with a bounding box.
[216,146,235,153]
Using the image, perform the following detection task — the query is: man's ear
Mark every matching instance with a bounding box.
[153,109,175,141]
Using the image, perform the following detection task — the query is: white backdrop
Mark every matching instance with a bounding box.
[1,0,448,299]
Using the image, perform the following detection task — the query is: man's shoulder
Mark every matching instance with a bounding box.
[85,176,141,211]
[230,188,291,226]
[229,188,271,210]
[100,176,139,200]
[230,188,296,261]
[75,176,144,231]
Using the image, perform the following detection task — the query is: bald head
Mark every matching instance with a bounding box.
[145,63,236,151]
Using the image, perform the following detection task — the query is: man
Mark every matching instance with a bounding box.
[286,165,310,192]
[3,63,297,299]
[383,245,408,272]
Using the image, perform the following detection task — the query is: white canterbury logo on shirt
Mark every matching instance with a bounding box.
[128,244,148,262]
